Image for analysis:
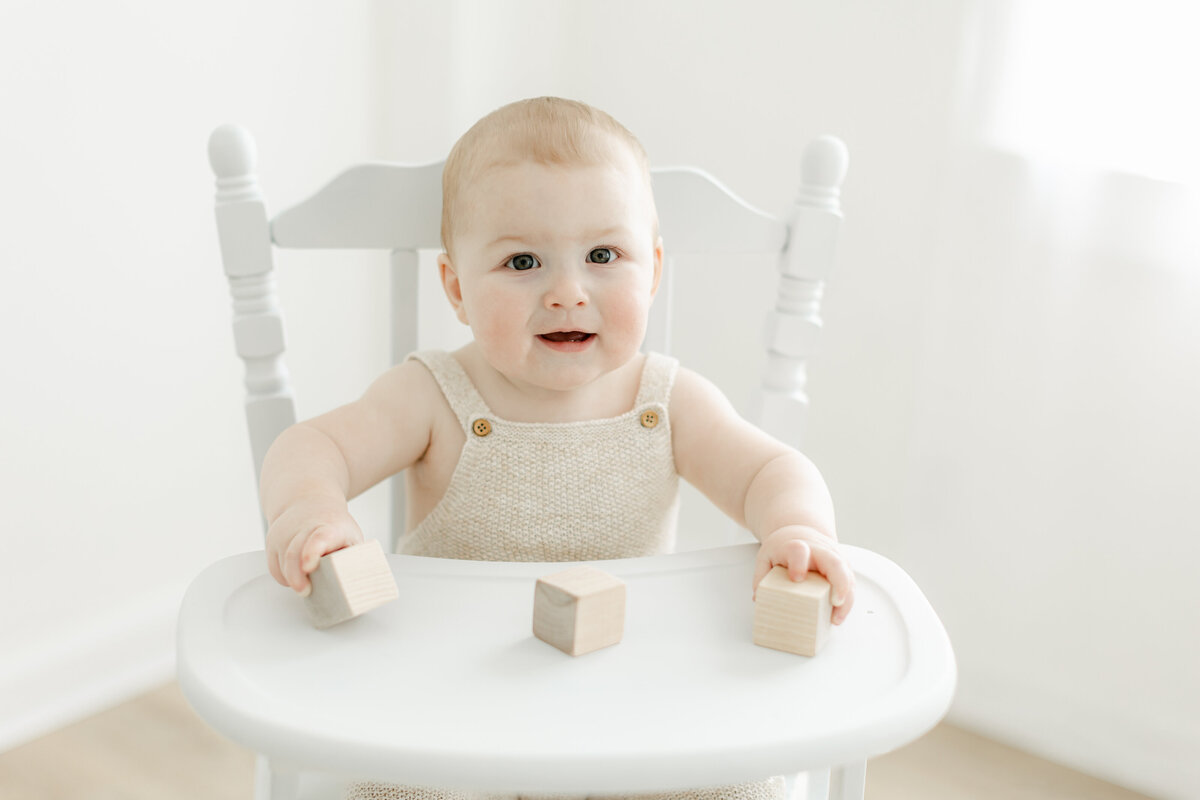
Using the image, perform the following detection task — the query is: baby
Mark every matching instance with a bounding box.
[260,97,855,799]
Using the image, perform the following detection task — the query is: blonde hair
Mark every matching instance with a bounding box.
[441,97,656,253]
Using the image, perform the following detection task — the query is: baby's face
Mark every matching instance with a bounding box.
[440,149,662,395]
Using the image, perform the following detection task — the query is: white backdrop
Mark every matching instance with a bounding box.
[0,0,389,751]
[1,2,1195,798]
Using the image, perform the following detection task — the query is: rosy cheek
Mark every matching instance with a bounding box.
[612,290,652,328]
[474,312,507,342]
[473,304,526,356]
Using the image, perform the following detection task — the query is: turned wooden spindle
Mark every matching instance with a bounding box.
[208,125,297,524]
[758,135,849,449]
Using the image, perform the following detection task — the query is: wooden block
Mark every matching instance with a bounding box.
[753,566,832,656]
[533,566,626,656]
[303,540,399,629]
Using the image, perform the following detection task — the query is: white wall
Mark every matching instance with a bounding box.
[0,0,390,748]
[3,2,1196,798]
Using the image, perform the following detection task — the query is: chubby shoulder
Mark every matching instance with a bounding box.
[348,356,458,445]
[669,365,739,425]
[361,356,445,409]
[298,357,454,480]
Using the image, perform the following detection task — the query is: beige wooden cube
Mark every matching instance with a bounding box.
[753,566,832,656]
[533,566,626,656]
[303,540,399,629]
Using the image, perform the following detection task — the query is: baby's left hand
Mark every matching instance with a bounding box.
[754,526,856,625]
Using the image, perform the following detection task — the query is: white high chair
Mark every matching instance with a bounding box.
[178,125,956,800]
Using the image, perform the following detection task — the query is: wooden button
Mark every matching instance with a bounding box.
[640,410,659,429]
[472,418,493,437]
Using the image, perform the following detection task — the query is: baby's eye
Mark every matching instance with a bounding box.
[587,247,616,264]
[506,253,540,271]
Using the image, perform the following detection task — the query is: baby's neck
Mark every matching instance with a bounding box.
[454,344,645,423]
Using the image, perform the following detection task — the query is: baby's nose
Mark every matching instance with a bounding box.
[543,268,588,308]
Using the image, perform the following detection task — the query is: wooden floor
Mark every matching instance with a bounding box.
[0,682,1155,800]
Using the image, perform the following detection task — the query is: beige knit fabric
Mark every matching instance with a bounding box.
[398,350,679,561]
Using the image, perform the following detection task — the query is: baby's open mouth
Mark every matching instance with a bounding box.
[538,331,594,343]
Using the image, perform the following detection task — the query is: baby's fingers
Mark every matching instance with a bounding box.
[753,537,812,600]
[267,545,287,588]
[282,525,357,596]
[808,546,856,625]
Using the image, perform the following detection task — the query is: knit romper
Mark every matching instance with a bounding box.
[347,350,785,800]
[397,349,680,562]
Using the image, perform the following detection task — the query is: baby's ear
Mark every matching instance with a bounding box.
[437,253,470,325]
[649,236,665,298]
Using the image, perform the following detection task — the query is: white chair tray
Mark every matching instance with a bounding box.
[178,543,955,793]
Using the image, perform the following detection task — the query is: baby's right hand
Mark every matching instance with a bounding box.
[265,498,364,596]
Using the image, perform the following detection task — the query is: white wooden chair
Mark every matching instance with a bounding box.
[180,125,955,800]
[207,123,842,545]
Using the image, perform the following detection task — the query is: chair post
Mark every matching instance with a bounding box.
[758,135,849,449]
[828,760,867,800]
[387,249,420,548]
[208,125,297,532]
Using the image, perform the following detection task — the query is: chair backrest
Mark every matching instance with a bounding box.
[207,125,847,546]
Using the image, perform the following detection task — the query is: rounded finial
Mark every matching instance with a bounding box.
[800,135,849,189]
[208,124,257,178]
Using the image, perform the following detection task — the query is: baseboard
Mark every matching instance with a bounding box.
[0,585,183,753]
[948,666,1198,800]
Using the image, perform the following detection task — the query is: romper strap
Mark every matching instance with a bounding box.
[406,350,494,431]
[635,351,679,407]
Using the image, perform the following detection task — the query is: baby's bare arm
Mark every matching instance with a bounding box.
[260,359,440,594]
[671,368,855,622]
